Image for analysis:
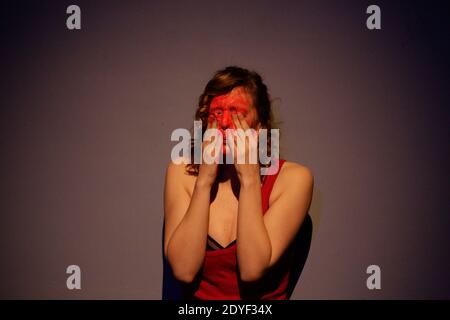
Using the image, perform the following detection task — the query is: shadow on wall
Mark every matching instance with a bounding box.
[309,188,322,240]
[161,213,315,300]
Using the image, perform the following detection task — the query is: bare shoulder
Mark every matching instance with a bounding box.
[280,161,314,183]
[270,161,314,202]
[166,158,187,175]
[165,158,196,194]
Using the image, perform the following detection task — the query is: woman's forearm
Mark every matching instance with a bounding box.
[236,178,272,282]
[166,181,211,283]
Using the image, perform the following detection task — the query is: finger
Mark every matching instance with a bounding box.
[231,113,246,146]
[237,112,250,130]
[211,119,221,150]
[234,133,247,164]
[207,115,215,129]
[204,119,218,149]
[232,112,242,130]
[232,134,239,163]
[204,119,216,143]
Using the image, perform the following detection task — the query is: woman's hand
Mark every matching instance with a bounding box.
[231,112,261,187]
[197,118,220,188]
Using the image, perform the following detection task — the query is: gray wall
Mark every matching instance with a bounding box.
[1,0,449,299]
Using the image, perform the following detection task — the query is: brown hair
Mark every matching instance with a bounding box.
[186,66,276,175]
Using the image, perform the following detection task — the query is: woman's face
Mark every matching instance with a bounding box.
[208,86,259,155]
[209,86,258,130]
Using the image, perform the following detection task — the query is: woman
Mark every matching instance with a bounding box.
[163,66,314,299]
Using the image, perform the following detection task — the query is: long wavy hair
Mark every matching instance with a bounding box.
[186,66,276,175]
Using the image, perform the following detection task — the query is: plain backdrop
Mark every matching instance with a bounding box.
[0,0,449,299]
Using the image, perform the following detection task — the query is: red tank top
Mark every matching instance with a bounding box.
[183,159,293,300]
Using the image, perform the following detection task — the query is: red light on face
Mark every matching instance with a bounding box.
[209,87,255,130]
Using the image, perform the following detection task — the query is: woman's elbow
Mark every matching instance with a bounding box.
[172,268,197,284]
[168,255,198,283]
[239,268,267,283]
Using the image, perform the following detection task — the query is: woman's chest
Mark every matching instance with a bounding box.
[208,184,240,247]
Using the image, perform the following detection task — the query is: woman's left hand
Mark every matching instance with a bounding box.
[231,112,261,187]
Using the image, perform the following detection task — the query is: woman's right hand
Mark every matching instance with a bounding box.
[196,118,220,188]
